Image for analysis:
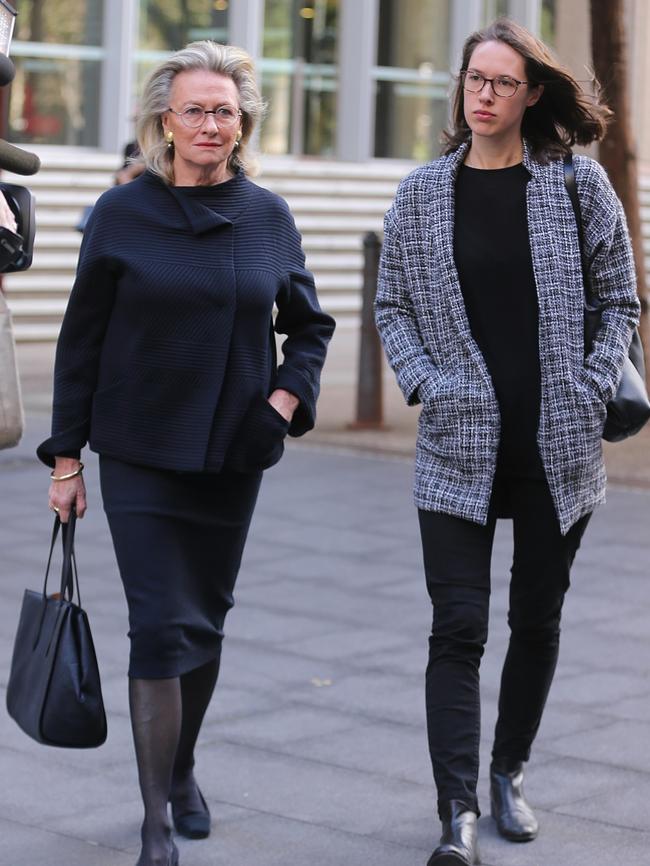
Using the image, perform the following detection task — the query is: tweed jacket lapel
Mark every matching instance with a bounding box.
[426,143,466,343]
[522,142,584,383]
[425,141,494,387]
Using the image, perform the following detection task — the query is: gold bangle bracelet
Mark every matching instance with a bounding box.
[50,462,84,482]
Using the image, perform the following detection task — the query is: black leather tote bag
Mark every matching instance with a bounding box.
[6,510,107,748]
[563,154,650,442]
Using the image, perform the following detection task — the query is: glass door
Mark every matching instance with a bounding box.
[374,0,452,161]
[135,0,230,105]
[260,0,338,157]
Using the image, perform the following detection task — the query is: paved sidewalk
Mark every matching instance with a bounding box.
[1,341,649,866]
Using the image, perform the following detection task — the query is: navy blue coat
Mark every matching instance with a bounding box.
[38,170,335,473]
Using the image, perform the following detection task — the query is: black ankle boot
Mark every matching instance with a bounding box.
[490,758,538,842]
[427,800,480,865]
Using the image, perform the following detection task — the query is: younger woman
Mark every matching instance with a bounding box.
[375,18,639,865]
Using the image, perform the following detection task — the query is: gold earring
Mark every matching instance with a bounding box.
[164,130,174,146]
[234,131,242,147]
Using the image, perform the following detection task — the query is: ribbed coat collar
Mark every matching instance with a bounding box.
[141,169,251,235]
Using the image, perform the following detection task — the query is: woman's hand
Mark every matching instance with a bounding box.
[48,457,87,523]
[268,388,299,423]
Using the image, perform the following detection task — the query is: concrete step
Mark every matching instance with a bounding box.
[35,211,90,229]
[290,214,384,232]
[12,322,62,341]
[303,234,375,251]
[312,273,363,291]
[8,171,115,190]
[5,297,68,316]
[4,273,73,293]
[256,178,400,198]
[11,252,79,271]
[31,231,83,249]
[272,196,389,215]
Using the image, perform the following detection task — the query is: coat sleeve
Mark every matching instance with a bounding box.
[577,157,641,404]
[273,202,335,437]
[374,203,440,406]
[37,202,118,466]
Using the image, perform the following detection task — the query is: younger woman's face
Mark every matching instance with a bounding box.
[463,40,543,145]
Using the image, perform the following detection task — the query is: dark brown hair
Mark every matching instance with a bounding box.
[442,18,612,162]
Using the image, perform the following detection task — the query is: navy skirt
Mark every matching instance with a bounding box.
[100,456,262,678]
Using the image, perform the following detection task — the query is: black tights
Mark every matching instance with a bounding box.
[129,655,220,865]
[418,475,590,820]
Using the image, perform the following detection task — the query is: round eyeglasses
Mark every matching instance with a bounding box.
[167,104,242,129]
[461,70,528,98]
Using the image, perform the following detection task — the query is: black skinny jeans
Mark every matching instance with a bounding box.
[418,475,590,820]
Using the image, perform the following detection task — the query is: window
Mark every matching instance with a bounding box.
[374,0,452,161]
[138,0,229,52]
[135,0,230,116]
[9,0,104,146]
[260,0,338,156]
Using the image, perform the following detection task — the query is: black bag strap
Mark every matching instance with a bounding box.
[41,510,80,605]
[563,153,598,310]
[60,510,80,604]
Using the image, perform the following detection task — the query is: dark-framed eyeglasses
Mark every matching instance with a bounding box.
[167,104,242,129]
[461,70,528,98]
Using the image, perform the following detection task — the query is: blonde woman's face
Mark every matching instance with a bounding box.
[162,69,242,184]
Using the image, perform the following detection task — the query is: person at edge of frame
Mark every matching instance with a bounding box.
[37,40,335,866]
[375,17,638,866]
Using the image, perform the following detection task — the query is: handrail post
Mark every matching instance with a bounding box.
[350,231,384,429]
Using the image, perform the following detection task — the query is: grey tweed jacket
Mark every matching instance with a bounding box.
[375,141,640,534]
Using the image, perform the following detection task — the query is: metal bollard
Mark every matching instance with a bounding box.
[350,231,384,429]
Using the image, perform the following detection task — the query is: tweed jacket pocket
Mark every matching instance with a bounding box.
[573,371,607,436]
[417,377,493,467]
[226,393,290,472]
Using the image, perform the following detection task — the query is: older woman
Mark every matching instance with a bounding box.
[39,41,334,866]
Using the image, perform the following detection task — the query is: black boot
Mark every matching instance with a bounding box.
[490,758,538,842]
[427,800,480,865]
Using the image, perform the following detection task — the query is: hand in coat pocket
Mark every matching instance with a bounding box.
[226,393,291,472]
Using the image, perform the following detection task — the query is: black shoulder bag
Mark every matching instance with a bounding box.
[563,154,650,442]
[6,510,107,748]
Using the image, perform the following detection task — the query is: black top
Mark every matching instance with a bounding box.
[38,170,335,472]
[454,163,543,477]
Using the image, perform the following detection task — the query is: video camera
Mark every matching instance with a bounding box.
[0,1,39,273]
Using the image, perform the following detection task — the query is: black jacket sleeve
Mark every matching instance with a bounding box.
[272,202,335,436]
[37,201,118,466]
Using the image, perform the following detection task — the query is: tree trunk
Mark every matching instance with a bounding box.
[590,0,648,359]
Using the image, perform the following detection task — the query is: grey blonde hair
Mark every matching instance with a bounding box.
[137,40,264,183]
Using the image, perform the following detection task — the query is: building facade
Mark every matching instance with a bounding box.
[8,0,557,163]
[4,0,649,343]
[7,1,650,168]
